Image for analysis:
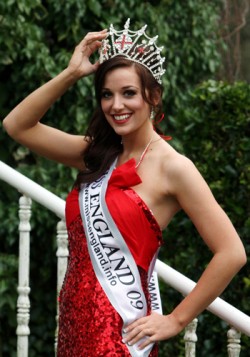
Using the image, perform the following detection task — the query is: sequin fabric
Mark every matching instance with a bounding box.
[57,159,162,356]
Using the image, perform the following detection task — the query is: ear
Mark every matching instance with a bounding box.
[152,88,162,106]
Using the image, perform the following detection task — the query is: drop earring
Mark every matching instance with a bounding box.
[150,107,155,120]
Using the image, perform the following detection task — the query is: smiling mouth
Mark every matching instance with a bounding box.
[112,114,131,121]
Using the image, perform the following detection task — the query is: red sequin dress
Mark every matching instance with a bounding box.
[57,159,163,356]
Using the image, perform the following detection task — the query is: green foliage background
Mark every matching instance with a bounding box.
[0,0,249,356]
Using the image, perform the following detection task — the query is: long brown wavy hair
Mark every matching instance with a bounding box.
[75,56,164,186]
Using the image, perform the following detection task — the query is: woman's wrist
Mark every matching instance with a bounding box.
[167,312,186,333]
[62,66,84,85]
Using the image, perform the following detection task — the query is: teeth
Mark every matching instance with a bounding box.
[113,114,130,121]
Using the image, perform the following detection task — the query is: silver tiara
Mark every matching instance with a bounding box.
[99,18,166,84]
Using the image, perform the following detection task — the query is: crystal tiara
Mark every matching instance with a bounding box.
[99,18,166,84]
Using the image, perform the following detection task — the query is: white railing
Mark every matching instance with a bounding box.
[0,160,249,357]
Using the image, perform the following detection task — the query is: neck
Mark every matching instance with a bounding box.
[118,129,161,167]
[121,126,157,153]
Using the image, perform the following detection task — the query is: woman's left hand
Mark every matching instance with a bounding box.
[122,312,182,350]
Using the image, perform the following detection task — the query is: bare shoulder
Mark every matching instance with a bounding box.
[158,141,196,176]
[156,141,205,195]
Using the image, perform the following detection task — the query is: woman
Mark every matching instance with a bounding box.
[3,20,246,357]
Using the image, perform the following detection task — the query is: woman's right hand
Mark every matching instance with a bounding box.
[67,29,108,79]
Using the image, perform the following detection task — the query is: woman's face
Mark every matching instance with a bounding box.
[100,66,151,137]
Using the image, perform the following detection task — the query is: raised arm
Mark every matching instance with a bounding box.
[3,30,107,169]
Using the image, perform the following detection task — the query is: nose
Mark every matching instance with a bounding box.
[112,95,124,112]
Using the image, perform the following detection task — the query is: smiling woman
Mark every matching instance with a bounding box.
[2,18,246,357]
[77,55,165,185]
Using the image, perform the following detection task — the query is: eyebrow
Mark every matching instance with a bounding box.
[102,85,139,91]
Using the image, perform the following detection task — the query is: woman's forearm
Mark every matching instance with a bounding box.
[171,249,246,329]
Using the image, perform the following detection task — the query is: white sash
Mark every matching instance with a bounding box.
[79,160,162,357]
